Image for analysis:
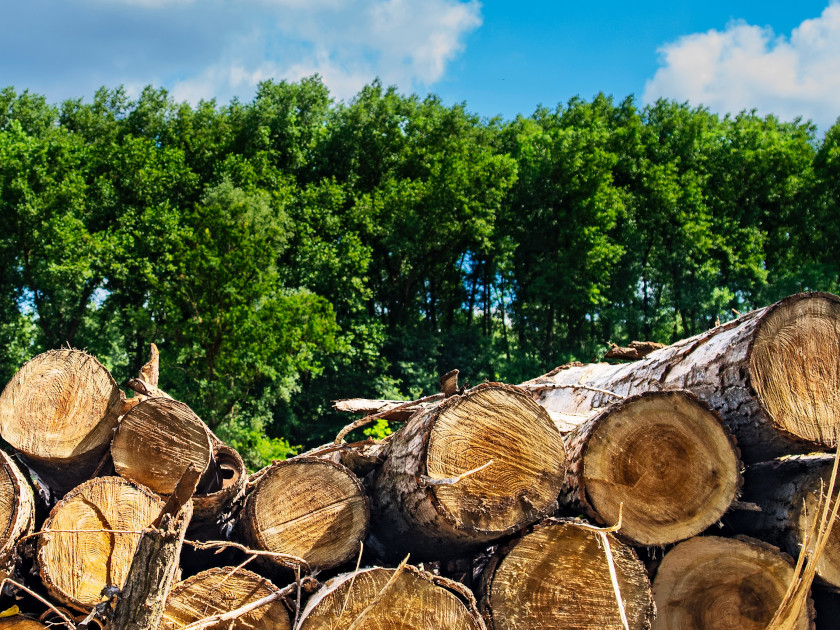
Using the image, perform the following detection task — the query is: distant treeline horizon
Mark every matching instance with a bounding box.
[1,78,838,467]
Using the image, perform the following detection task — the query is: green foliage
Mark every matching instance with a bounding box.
[0,80,835,468]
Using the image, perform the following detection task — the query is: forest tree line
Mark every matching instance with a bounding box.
[1,78,838,467]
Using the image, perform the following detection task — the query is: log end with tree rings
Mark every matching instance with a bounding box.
[111,397,213,496]
[749,292,840,447]
[483,520,654,630]
[297,565,486,630]
[0,450,35,580]
[0,350,121,480]
[570,391,741,546]
[37,476,165,612]
[192,444,247,527]
[160,567,291,630]
[425,385,566,535]
[242,457,369,571]
[652,536,812,630]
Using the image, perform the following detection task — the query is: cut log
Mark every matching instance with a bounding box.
[111,397,213,496]
[527,292,840,462]
[371,383,566,559]
[241,457,369,571]
[652,535,812,629]
[160,567,291,630]
[560,390,741,546]
[296,564,485,629]
[726,453,840,589]
[0,450,35,581]
[480,520,654,630]
[37,476,164,612]
[0,350,123,492]
[0,619,49,630]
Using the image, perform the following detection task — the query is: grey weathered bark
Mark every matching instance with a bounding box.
[726,453,840,589]
[525,292,840,463]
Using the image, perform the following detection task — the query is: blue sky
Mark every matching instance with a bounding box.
[3,0,840,127]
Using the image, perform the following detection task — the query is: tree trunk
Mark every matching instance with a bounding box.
[526,292,840,463]
[241,457,369,572]
[111,397,214,496]
[726,453,840,589]
[370,383,567,560]
[558,390,741,546]
[296,565,486,630]
[0,349,123,493]
[651,535,813,629]
[37,476,165,612]
[480,520,654,630]
[160,567,291,630]
[0,450,35,582]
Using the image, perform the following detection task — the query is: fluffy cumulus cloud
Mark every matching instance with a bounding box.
[644,2,840,128]
[0,0,481,105]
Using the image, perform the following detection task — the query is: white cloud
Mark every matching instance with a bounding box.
[169,0,482,104]
[644,2,840,129]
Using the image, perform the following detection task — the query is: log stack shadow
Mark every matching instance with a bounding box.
[0,292,836,627]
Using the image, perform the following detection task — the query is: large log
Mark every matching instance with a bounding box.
[527,292,840,462]
[371,383,567,559]
[651,535,812,629]
[0,450,35,581]
[0,350,123,493]
[726,453,840,589]
[160,567,291,630]
[37,476,164,612]
[241,457,369,571]
[559,390,741,546]
[296,564,486,629]
[111,397,214,496]
[480,520,654,630]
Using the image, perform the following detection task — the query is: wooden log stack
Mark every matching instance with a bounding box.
[0,292,836,627]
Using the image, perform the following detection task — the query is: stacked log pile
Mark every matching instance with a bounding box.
[0,291,836,628]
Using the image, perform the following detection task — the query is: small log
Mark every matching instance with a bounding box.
[0,619,50,630]
[297,564,486,629]
[480,520,654,630]
[241,457,369,571]
[0,350,123,493]
[371,383,566,559]
[652,536,813,629]
[110,466,199,630]
[0,450,35,581]
[726,453,840,589]
[526,292,840,462]
[160,568,291,630]
[191,444,247,532]
[559,390,741,546]
[37,476,164,612]
[111,398,213,496]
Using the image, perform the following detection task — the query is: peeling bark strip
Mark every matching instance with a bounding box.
[160,567,291,630]
[558,390,741,546]
[37,477,165,612]
[0,450,35,582]
[727,453,840,589]
[0,349,123,493]
[527,292,840,463]
[371,383,567,560]
[296,565,486,630]
[110,504,193,630]
[651,536,813,630]
[241,457,369,571]
[481,521,654,630]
